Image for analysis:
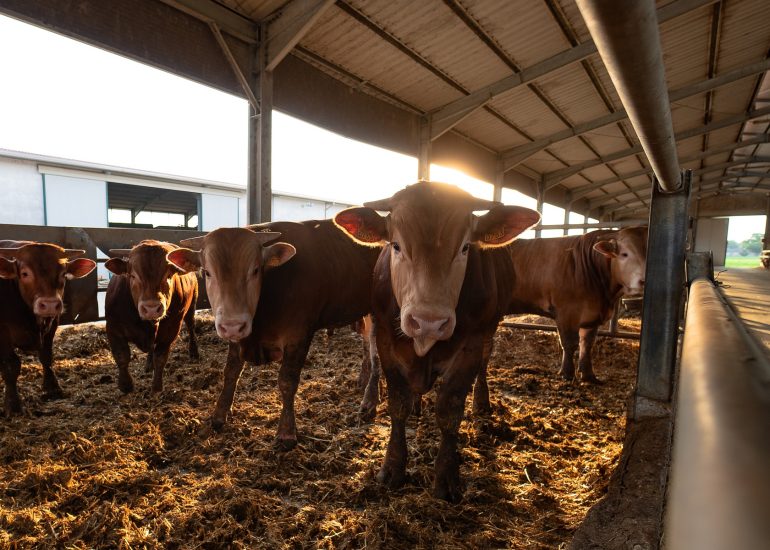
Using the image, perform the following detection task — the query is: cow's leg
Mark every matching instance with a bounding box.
[107,330,134,394]
[434,360,476,503]
[39,326,63,399]
[472,334,495,415]
[0,353,23,416]
[184,306,200,360]
[376,359,412,490]
[144,350,154,373]
[150,342,172,394]
[360,318,381,422]
[210,343,245,431]
[578,326,601,384]
[275,337,312,451]
[556,325,579,380]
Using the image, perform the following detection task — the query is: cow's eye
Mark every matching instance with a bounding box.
[20,270,30,279]
[621,252,629,258]
[202,269,211,278]
[391,242,401,253]
[252,266,259,276]
[461,243,470,255]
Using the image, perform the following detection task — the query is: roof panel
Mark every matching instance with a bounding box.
[717,0,770,73]
[490,86,569,139]
[533,62,610,125]
[219,0,288,21]
[659,7,711,89]
[454,109,530,150]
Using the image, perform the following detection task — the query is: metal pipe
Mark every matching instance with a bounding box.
[499,322,640,340]
[576,0,681,191]
[666,278,770,549]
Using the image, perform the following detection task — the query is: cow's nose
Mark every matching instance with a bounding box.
[406,314,452,339]
[217,318,252,342]
[139,301,164,320]
[639,278,645,286]
[34,297,63,317]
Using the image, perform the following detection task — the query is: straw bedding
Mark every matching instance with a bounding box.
[0,313,639,549]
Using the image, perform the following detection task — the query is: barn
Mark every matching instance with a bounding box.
[0,0,769,548]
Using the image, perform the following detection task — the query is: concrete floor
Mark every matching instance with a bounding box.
[716,267,770,357]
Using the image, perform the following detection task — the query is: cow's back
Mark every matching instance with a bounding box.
[506,232,615,318]
[253,220,380,333]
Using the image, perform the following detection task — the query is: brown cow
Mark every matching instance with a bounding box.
[334,182,540,502]
[0,241,96,416]
[472,226,648,406]
[104,240,199,394]
[167,221,381,449]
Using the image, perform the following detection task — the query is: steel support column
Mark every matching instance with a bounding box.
[418,117,431,181]
[248,28,272,224]
[563,194,571,235]
[635,171,691,414]
[535,180,545,238]
[764,195,770,249]
[493,157,504,201]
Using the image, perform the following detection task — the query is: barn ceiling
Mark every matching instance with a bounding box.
[216,0,770,219]
[1,0,769,220]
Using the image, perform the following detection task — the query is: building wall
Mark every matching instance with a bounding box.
[694,217,729,266]
[272,195,351,222]
[44,174,108,227]
[0,157,45,225]
[201,193,239,230]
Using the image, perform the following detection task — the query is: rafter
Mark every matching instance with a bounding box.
[540,104,770,187]
[427,0,718,140]
[265,0,335,71]
[502,57,770,174]
[568,136,770,203]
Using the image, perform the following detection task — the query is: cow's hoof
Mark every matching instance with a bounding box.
[4,401,23,418]
[472,398,491,416]
[189,349,201,361]
[557,369,575,381]
[376,463,406,490]
[359,402,377,423]
[210,415,227,432]
[412,396,423,417]
[581,374,604,385]
[42,387,65,401]
[117,379,134,394]
[433,476,463,503]
[274,435,297,452]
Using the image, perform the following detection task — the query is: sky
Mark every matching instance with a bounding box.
[0,13,765,241]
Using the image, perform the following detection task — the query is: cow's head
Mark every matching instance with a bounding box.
[106,240,191,322]
[0,242,96,319]
[335,182,540,357]
[166,228,295,342]
[593,226,648,296]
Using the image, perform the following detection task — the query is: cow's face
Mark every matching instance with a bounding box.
[106,241,186,321]
[335,182,540,357]
[593,226,648,296]
[167,228,295,342]
[0,243,95,319]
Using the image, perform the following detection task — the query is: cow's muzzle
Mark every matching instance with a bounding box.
[33,297,63,317]
[216,313,252,343]
[402,307,456,357]
[138,300,165,321]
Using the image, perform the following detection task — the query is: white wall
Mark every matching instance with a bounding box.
[201,193,239,230]
[695,217,729,266]
[45,174,107,227]
[272,195,350,222]
[0,157,45,225]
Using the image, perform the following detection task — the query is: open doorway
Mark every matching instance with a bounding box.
[107,182,200,229]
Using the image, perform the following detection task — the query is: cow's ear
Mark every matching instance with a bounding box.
[0,257,17,279]
[66,258,96,279]
[104,258,127,275]
[593,239,618,258]
[263,242,296,268]
[166,248,201,274]
[473,206,540,247]
[334,207,388,246]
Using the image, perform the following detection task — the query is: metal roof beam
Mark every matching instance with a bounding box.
[541,105,770,188]
[589,158,770,208]
[503,56,770,177]
[265,0,335,71]
[569,136,770,202]
[159,0,258,43]
[428,0,717,141]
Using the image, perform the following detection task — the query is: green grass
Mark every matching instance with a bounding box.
[724,256,761,268]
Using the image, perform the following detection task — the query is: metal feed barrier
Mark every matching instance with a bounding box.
[0,223,209,323]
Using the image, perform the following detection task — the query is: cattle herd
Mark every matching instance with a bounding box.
[0,181,648,503]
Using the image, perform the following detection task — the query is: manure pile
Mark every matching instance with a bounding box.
[0,315,639,549]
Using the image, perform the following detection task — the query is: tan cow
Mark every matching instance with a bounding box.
[335,181,540,502]
[0,241,95,415]
[104,240,199,394]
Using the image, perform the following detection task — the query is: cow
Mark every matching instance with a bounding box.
[334,182,540,502]
[353,315,380,421]
[104,240,199,394]
[471,226,647,412]
[166,221,382,449]
[0,241,96,416]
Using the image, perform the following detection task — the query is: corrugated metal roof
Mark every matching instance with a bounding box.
[217,0,770,218]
